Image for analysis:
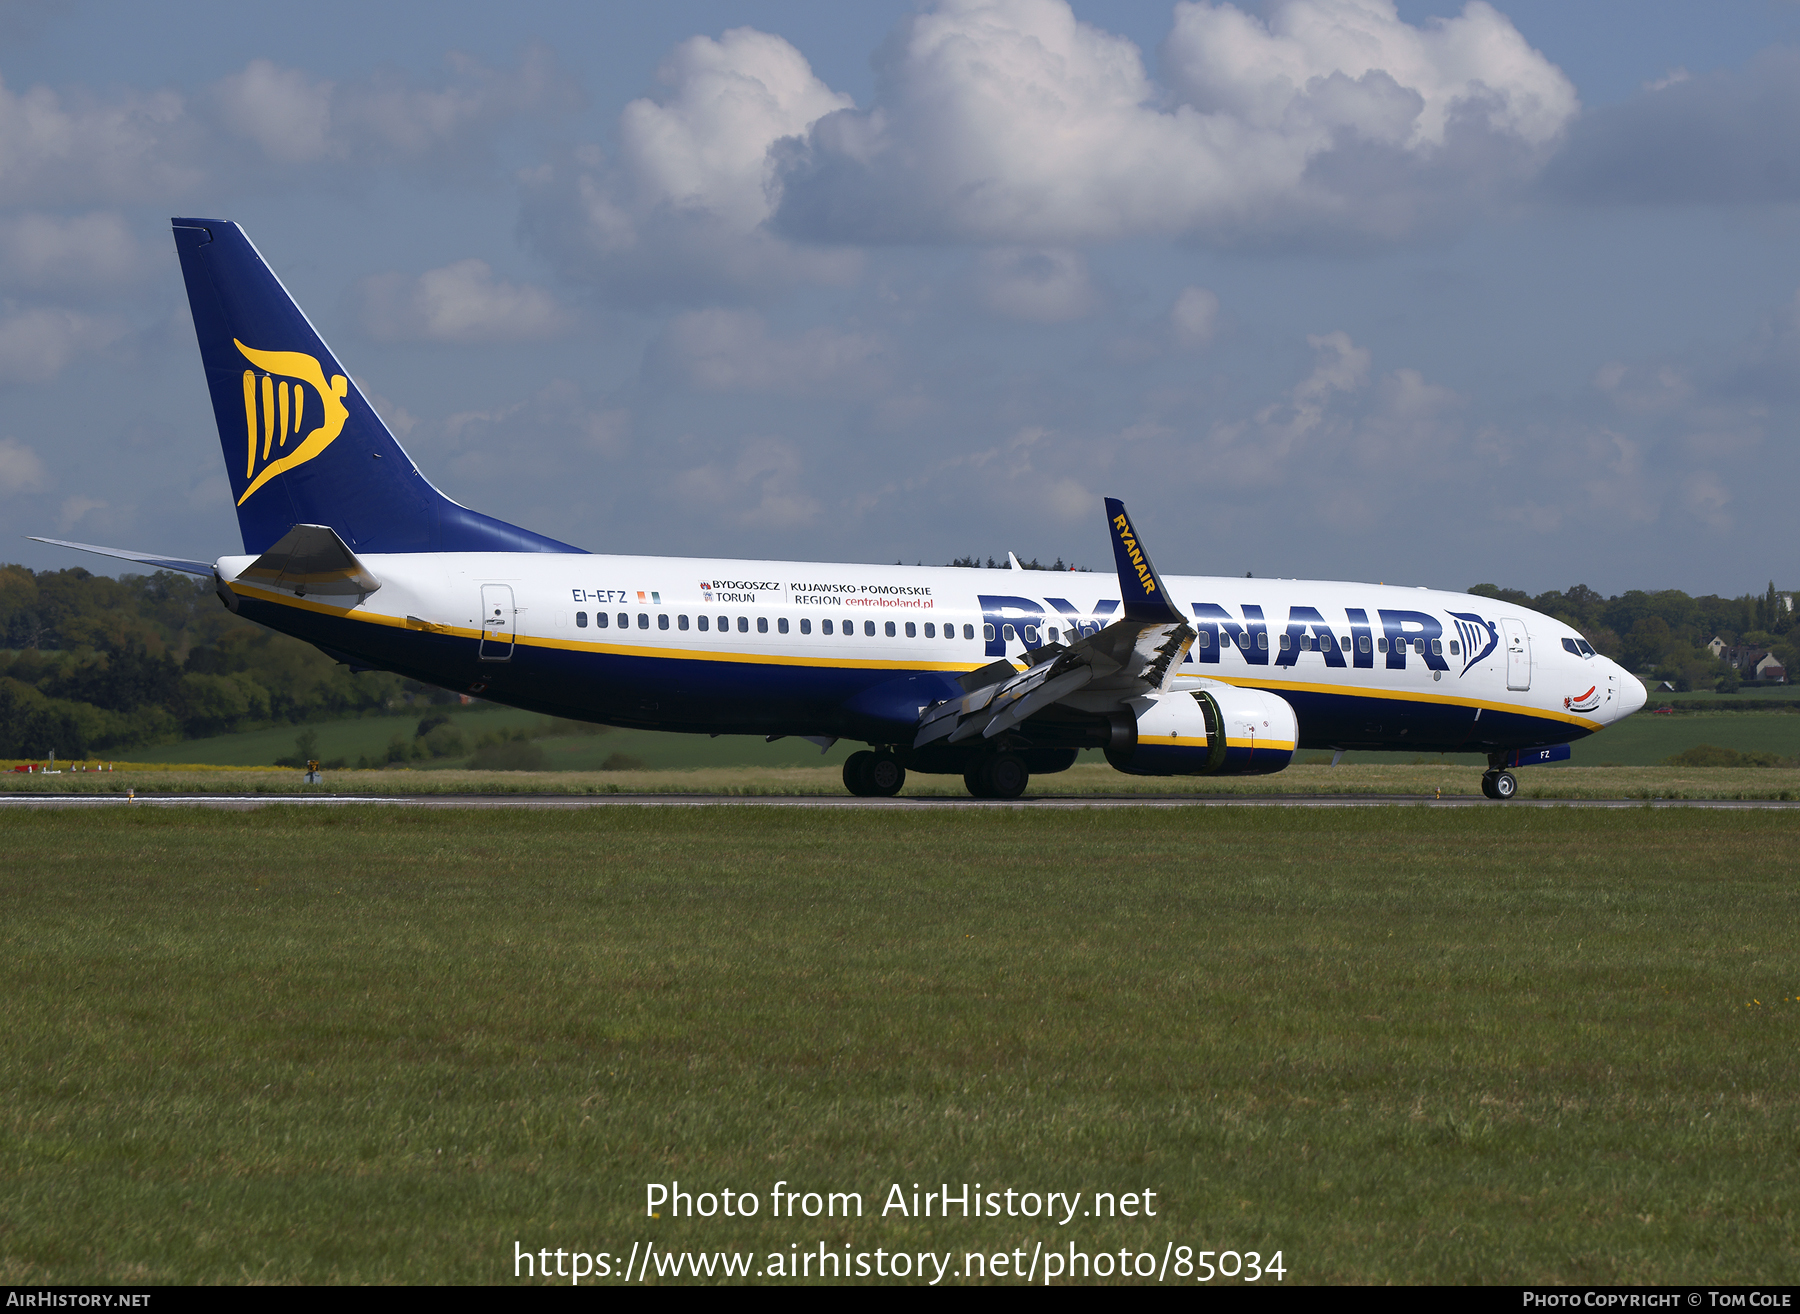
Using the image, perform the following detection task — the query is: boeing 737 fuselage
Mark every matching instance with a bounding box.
[36,220,1647,798]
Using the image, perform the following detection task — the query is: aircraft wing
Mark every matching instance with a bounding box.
[913,497,1195,748]
[27,537,213,576]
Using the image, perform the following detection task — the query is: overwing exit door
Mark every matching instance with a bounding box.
[479,583,515,661]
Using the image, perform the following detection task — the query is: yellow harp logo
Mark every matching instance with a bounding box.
[233,339,350,505]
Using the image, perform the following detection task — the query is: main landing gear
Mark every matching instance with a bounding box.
[841,749,1033,799]
[1480,769,1518,800]
[963,753,1029,800]
[843,750,906,797]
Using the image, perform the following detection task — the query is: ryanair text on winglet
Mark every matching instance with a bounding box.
[1112,513,1156,594]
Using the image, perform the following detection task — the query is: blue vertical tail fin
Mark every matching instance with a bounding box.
[172,218,582,557]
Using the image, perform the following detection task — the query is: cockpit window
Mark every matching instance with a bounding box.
[1562,638,1581,655]
[1577,639,1596,657]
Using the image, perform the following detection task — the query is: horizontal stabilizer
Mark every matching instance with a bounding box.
[27,537,212,577]
[238,523,380,598]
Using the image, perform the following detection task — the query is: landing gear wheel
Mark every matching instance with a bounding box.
[981,753,1030,800]
[963,767,992,799]
[1480,771,1500,800]
[1493,770,1517,800]
[843,751,877,797]
[866,753,906,797]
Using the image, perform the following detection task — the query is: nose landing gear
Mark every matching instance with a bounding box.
[1480,769,1517,800]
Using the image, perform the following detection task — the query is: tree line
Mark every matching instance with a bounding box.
[0,563,1790,758]
[1468,580,1794,692]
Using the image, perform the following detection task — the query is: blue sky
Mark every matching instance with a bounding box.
[3,0,1797,596]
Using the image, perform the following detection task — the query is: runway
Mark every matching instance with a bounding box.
[4,792,1798,810]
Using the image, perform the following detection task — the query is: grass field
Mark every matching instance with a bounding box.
[101,698,1800,777]
[4,762,1798,800]
[1,806,1796,1285]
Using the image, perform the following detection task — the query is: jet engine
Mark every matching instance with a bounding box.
[1103,686,1298,776]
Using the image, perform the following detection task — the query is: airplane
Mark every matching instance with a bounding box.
[33,218,1648,800]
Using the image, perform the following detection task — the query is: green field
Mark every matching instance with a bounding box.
[125,705,864,771]
[92,698,1800,778]
[2,807,1796,1285]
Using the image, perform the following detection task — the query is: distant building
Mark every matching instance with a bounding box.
[1753,653,1786,683]
[1706,635,1726,658]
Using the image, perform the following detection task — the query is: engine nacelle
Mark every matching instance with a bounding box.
[1104,686,1298,776]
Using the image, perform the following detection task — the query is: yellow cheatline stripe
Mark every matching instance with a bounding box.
[231,583,987,674]
[1142,735,1296,752]
[1197,672,1602,731]
[229,583,1600,727]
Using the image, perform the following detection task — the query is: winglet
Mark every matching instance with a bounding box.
[1103,497,1183,624]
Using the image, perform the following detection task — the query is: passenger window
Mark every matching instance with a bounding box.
[757,617,768,633]
[1357,635,1368,653]
[1377,637,1389,653]
[800,618,810,635]
[637,613,649,630]
[1256,632,1269,650]
[717,615,728,631]
[1048,627,1058,642]
[1024,625,1039,644]
[864,621,875,636]
[698,615,708,631]
[576,611,588,628]
[778,617,789,634]
[1431,638,1442,655]
[617,613,628,629]
[822,619,833,635]
[1002,624,1015,641]
[983,624,995,641]
[1279,634,1292,650]
[1449,639,1459,655]
[1414,638,1424,654]
[925,623,935,638]
[904,622,915,638]
[964,624,975,640]
[738,616,749,633]
[885,621,896,637]
[658,614,669,630]
[595,612,609,628]
[1197,631,1210,647]
[678,615,689,631]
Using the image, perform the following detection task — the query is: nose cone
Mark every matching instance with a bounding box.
[1615,663,1647,718]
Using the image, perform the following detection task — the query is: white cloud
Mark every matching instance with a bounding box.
[521,28,860,302]
[1162,0,1575,151]
[1170,286,1220,347]
[0,211,144,291]
[773,0,1576,246]
[212,48,578,173]
[0,76,198,205]
[57,493,106,531]
[0,307,126,382]
[214,60,332,164]
[977,248,1096,323]
[356,259,572,343]
[673,437,820,529]
[0,437,47,494]
[651,308,884,392]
